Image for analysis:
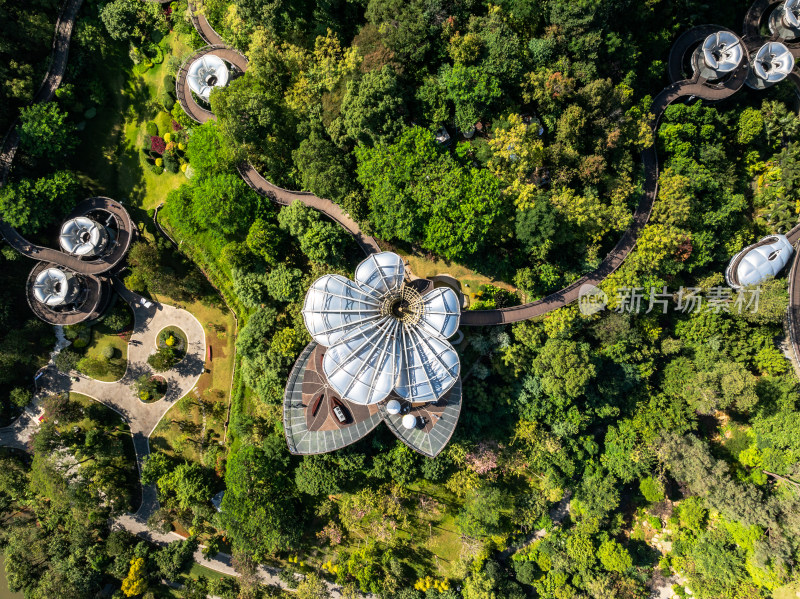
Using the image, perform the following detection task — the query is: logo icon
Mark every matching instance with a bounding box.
[578,283,608,315]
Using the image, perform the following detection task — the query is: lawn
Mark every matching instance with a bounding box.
[78,30,193,213]
[80,318,130,382]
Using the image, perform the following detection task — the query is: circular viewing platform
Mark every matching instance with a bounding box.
[26,262,110,325]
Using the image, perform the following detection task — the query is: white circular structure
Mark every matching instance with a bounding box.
[785,0,800,28]
[33,268,79,307]
[747,42,795,89]
[59,216,108,257]
[302,252,461,405]
[402,414,418,430]
[725,235,795,288]
[187,54,229,101]
[386,399,402,415]
[700,31,743,78]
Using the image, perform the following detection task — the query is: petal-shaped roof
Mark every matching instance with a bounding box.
[395,328,460,403]
[302,251,462,406]
[785,0,800,28]
[354,252,406,298]
[702,31,743,74]
[418,287,461,338]
[323,317,401,405]
[187,54,229,100]
[302,275,382,347]
[754,42,794,83]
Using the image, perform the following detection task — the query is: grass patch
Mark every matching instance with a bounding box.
[150,294,235,472]
[81,320,130,382]
[397,249,518,299]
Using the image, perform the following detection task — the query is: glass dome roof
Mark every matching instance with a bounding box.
[301,252,461,405]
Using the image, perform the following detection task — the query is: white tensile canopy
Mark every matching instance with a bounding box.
[59,216,107,257]
[33,268,78,306]
[753,42,795,83]
[187,54,229,100]
[302,252,461,406]
[702,31,743,74]
[734,235,794,287]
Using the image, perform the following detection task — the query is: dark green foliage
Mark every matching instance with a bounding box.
[148,346,177,372]
[0,171,79,234]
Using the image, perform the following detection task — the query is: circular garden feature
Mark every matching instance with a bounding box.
[136,374,167,403]
[156,326,187,359]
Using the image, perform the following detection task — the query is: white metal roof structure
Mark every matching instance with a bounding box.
[700,31,744,76]
[725,234,795,288]
[785,0,800,28]
[32,268,79,306]
[187,54,229,100]
[747,42,795,88]
[302,252,461,406]
[59,216,108,257]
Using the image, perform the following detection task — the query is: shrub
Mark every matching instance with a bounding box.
[640,476,666,503]
[148,347,177,372]
[151,136,166,154]
[155,158,163,167]
[159,90,173,110]
[146,121,158,136]
[163,74,176,91]
[171,119,182,131]
[101,345,116,360]
[9,388,32,409]
[55,349,81,372]
[163,132,171,143]
[150,164,164,175]
[73,337,88,349]
[163,153,179,174]
[103,304,132,332]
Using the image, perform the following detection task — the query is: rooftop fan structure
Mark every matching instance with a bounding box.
[32,267,80,307]
[695,31,744,80]
[59,216,109,257]
[747,42,795,89]
[186,54,229,101]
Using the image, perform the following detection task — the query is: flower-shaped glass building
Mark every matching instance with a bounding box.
[284,252,463,458]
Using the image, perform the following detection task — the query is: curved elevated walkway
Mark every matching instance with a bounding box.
[188,0,225,45]
[0,0,84,184]
[26,261,109,325]
[176,45,248,123]
[238,163,381,255]
[2,197,133,275]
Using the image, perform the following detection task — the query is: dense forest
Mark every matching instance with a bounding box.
[2,0,800,597]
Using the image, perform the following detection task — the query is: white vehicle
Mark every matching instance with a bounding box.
[333,406,347,423]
